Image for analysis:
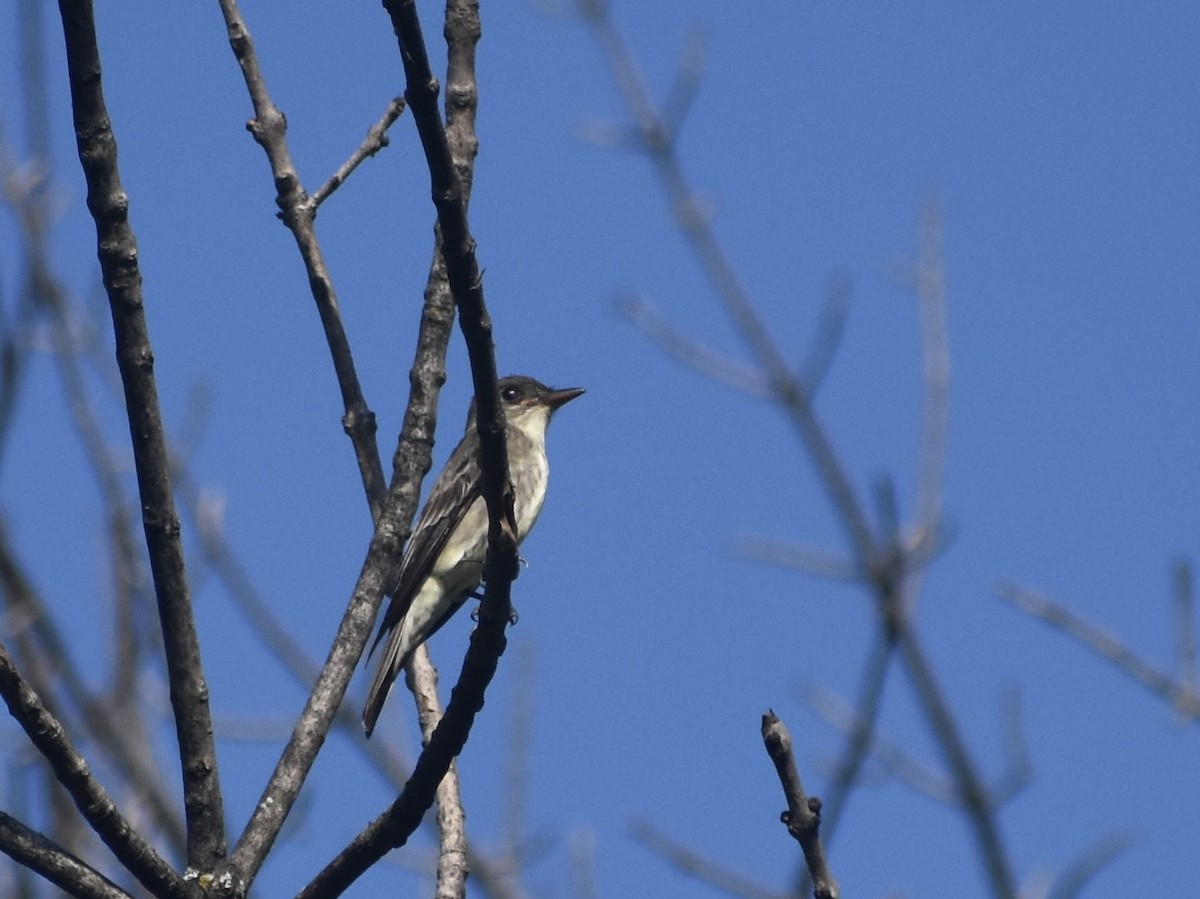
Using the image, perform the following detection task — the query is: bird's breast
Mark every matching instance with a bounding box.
[512,446,549,543]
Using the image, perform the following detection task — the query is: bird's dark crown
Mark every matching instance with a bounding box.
[498,375,551,406]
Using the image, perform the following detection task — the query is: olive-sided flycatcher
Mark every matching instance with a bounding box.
[362,375,584,736]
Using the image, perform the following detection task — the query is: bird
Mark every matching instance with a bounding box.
[362,374,584,736]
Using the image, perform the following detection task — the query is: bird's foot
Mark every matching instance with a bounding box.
[469,600,520,626]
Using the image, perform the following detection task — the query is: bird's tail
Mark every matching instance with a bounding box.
[362,651,398,738]
[362,619,415,738]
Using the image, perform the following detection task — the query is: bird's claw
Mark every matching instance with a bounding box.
[469,599,519,626]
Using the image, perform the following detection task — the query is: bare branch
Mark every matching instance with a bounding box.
[426,6,484,897]
[500,643,535,868]
[580,7,1020,896]
[906,197,950,546]
[615,294,770,398]
[415,654,468,899]
[796,278,850,397]
[236,1,508,891]
[212,2,445,884]
[659,27,706,139]
[188,484,526,899]
[803,683,954,804]
[217,0,389,520]
[57,0,225,870]
[311,97,407,209]
[631,819,788,899]
[0,811,130,899]
[1173,559,1197,712]
[229,500,402,884]
[0,643,188,899]
[761,712,839,899]
[999,581,1200,719]
[1043,833,1134,899]
[734,537,856,582]
[568,829,597,899]
[895,626,1016,897]
[296,593,515,897]
[992,689,1032,807]
[0,526,187,855]
[380,0,512,556]
[578,0,878,571]
[807,631,895,847]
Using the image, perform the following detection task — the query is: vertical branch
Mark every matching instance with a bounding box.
[292,4,520,893]
[56,0,226,872]
[579,1,876,570]
[381,1,512,536]
[761,712,840,899]
[580,8,1017,895]
[809,630,896,843]
[424,5,481,898]
[217,0,389,520]
[214,1,487,887]
[895,628,1015,897]
[911,197,950,549]
[296,597,519,897]
[500,644,535,868]
[1173,559,1197,714]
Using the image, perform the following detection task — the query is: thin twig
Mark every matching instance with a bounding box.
[57,0,226,872]
[796,278,850,397]
[895,626,1016,896]
[1044,832,1134,899]
[999,581,1200,719]
[802,683,953,804]
[908,197,950,549]
[808,631,895,845]
[1173,559,1197,713]
[568,828,597,899]
[631,819,788,899]
[311,97,407,209]
[734,537,856,582]
[579,0,878,571]
[615,294,770,398]
[992,689,1032,807]
[500,643,535,869]
[218,0,388,520]
[761,712,839,899]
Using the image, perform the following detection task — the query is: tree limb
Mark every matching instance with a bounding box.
[0,643,188,899]
[0,810,130,899]
[56,0,225,873]
[761,712,839,899]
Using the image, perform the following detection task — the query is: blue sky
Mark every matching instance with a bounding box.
[2,2,1198,896]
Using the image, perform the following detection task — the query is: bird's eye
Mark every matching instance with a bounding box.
[501,386,520,402]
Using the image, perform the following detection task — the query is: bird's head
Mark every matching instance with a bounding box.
[465,375,584,437]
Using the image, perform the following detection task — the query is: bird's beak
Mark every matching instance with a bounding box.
[542,386,585,410]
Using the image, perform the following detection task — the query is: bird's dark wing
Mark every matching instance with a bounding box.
[368,434,483,657]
